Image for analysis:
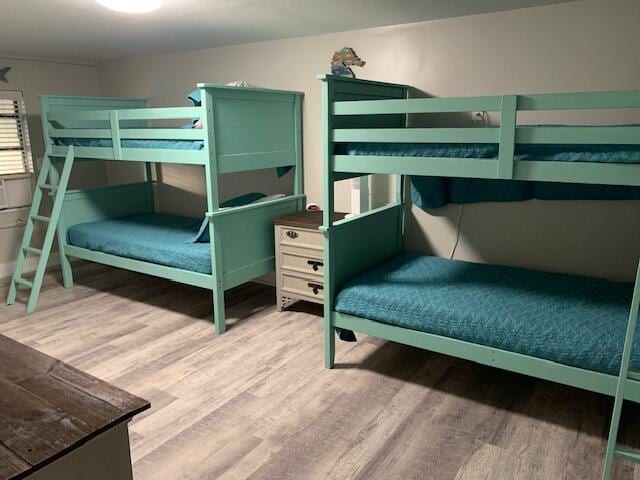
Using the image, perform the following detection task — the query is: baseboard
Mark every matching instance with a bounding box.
[0,253,60,280]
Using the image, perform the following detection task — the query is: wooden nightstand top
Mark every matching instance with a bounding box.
[273,210,347,230]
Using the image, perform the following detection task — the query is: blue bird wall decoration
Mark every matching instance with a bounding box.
[0,67,11,83]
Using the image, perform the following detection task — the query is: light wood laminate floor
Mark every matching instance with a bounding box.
[1,262,639,480]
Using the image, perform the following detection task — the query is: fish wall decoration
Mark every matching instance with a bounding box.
[0,67,11,83]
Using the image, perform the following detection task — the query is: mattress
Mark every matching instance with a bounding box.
[67,213,212,274]
[55,138,204,150]
[334,253,639,375]
[345,139,640,164]
[54,137,292,177]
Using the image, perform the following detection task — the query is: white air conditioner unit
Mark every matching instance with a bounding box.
[0,177,32,210]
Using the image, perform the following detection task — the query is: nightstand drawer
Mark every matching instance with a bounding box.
[278,226,323,251]
[280,250,324,277]
[281,272,324,301]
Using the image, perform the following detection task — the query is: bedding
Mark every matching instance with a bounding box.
[55,137,204,150]
[334,253,639,376]
[68,213,212,273]
[343,138,640,209]
[67,192,279,271]
[344,140,640,164]
[191,192,267,243]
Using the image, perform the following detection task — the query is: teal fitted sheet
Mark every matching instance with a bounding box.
[55,137,204,150]
[334,253,638,375]
[343,139,640,209]
[67,213,212,274]
[54,137,292,177]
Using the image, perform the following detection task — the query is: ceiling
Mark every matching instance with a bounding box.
[1,0,576,61]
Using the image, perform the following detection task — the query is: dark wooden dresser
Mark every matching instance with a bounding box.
[0,334,149,480]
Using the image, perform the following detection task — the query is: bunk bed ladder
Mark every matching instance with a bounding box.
[6,146,75,313]
[602,260,640,479]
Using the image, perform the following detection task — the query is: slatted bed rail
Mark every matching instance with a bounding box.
[43,99,207,165]
[41,84,304,174]
[322,74,640,186]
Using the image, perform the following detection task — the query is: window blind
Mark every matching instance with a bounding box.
[0,91,33,176]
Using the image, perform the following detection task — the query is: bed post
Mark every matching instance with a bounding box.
[201,87,226,334]
[293,94,304,210]
[320,77,336,368]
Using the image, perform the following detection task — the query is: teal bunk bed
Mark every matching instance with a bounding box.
[6,84,304,334]
[318,74,640,479]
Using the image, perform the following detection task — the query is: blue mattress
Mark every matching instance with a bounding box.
[67,213,212,274]
[344,132,640,164]
[334,253,639,375]
[54,137,292,177]
[55,138,204,150]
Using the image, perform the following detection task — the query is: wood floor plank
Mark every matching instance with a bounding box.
[1,264,639,479]
[454,443,542,480]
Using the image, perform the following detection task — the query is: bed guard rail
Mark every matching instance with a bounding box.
[324,75,640,184]
[45,105,206,164]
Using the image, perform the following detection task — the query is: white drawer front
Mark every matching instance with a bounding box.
[278,226,322,251]
[280,250,324,277]
[281,272,324,302]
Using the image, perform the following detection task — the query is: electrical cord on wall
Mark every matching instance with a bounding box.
[447,111,484,258]
[450,204,463,259]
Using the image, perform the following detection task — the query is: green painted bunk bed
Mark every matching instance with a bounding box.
[318,74,640,479]
[6,84,305,334]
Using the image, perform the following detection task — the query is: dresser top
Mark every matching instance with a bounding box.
[0,334,149,480]
[273,210,347,230]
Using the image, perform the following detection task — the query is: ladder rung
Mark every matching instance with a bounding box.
[39,184,57,191]
[614,444,640,464]
[30,215,51,223]
[14,277,33,288]
[22,247,42,256]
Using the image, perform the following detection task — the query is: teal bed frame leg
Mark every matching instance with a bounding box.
[601,260,640,479]
[49,158,74,288]
[212,272,225,335]
[211,226,225,335]
[322,78,336,368]
[201,87,227,334]
[325,311,335,368]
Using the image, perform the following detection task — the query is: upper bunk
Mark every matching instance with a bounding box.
[318,74,640,187]
[41,84,304,175]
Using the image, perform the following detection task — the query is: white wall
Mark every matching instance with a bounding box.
[0,56,101,272]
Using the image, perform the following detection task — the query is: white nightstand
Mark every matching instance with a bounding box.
[273,210,346,311]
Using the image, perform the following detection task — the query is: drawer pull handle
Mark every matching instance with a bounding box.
[307,282,324,295]
[286,230,299,239]
[307,260,323,271]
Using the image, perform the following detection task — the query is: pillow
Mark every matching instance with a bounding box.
[187,89,201,106]
[190,192,267,243]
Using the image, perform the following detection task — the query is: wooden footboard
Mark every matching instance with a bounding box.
[208,194,305,289]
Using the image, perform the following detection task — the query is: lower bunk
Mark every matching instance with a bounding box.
[329,252,640,401]
[68,213,218,274]
[58,183,304,333]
